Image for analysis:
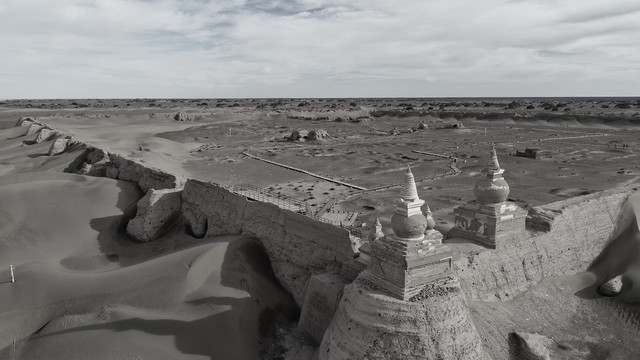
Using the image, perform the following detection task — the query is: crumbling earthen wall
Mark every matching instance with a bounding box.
[181,179,357,305]
[453,189,632,301]
[32,113,356,306]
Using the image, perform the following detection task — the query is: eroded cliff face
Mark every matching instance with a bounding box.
[319,277,487,360]
[453,189,632,301]
[181,179,357,305]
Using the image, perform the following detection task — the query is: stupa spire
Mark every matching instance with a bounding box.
[485,146,501,173]
[401,166,419,201]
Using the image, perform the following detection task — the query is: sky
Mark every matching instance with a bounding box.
[0,0,639,98]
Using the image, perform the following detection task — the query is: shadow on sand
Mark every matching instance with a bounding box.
[32,233,299,359]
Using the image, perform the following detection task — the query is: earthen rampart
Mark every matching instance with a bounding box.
[181,179,358,304]
[453,189,631,301]
[63,145,357,305]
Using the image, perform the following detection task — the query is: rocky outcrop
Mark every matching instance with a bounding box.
[453,189,631,301]
[34,128,56,143]
[319,277,487,360]
[126,188,183,242]
[174,112,191,121]
[16,116,36,127]
[511,332,552,360]
[181,179,357,305]
[598,275,623,297]
[48,138,70,156]
[26,122,45,136]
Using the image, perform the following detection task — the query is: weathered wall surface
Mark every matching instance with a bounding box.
[453,189,632,301]
[65,147,184,193]
[181,179,357,305]
[319,278,488,360]
[298,273,349,344]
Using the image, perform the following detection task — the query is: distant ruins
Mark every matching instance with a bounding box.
[449,147,527,248]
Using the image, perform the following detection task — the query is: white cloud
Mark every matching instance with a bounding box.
[0,0,638,98]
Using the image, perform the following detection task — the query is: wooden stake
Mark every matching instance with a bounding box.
[10,265,15,283]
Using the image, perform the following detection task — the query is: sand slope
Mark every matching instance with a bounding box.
[0,116,298,359]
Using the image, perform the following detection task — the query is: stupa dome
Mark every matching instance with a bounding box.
[391,212,427,239]
[473,147,510,204]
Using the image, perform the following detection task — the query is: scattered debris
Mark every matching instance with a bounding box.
[288,129,329,141]
[512,332,553,360]
[173,112,191,121]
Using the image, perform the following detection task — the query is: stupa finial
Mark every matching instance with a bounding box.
[485,146,501,173]
[401,166,419,201]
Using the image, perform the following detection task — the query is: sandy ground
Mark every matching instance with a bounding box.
[1,98,640,359]
[0,118,298,359]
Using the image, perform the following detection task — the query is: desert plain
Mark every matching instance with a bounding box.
[1,97,640,359]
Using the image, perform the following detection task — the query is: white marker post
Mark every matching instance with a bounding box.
[10,265,15,283]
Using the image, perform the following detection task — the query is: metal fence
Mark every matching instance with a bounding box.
[315,214,363,238]
[231,183,309,215]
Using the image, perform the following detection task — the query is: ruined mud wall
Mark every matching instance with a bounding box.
[65,147,357,305]
[25,117,357,306]
[454,189,632,301]
[182,179,357,304]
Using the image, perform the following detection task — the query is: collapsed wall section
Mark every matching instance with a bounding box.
[453,189,632,301]
[181,179,357,305]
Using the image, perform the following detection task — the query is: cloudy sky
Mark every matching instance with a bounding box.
[1,0,639,98]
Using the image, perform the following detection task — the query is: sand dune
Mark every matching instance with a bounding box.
[0,117,298,359]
